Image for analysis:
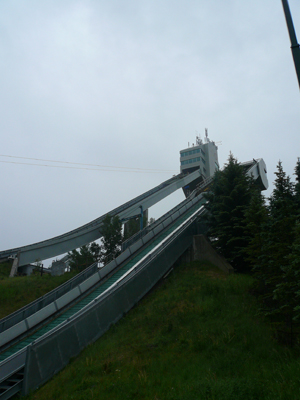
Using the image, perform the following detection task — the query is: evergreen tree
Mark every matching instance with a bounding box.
[286,221,300,323]
[243,185,268,271]
[269,160,294,217]
[294,158,300,213]
[204,153,253,271]
[253,161,298,344]
[266,161,295,287]
[272,221,300,345]
[270,161,300,344]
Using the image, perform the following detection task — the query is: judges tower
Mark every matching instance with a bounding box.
[180,129,219,197]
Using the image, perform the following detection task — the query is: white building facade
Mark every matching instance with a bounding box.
[180,132,219,179]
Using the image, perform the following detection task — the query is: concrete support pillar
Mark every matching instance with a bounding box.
[9,253,20,277]
[192,235,234,274]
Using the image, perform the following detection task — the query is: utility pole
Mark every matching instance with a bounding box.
[281,0,300,89]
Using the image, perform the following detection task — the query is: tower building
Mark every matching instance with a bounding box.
[180,130,219,196]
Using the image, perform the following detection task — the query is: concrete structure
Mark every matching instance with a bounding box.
[192,235,234,274]
[180,131,219,177]
[17,264,36,276]
[50,255,70,276]
[240,159,268,191]
[180,130,219,197]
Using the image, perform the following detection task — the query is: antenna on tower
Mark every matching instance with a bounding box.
[204,128,210,143]
[196,134,202,146]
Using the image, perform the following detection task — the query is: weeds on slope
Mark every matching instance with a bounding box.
[0,268,76,319]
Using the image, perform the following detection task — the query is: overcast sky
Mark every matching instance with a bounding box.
[1,0,300,259]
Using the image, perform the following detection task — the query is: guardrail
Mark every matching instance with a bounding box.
[0,263,99,334]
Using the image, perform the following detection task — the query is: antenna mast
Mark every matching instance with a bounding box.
[281,0,300,90]
[204,128,210,143]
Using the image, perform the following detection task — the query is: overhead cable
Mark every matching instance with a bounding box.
[0,157,177,174]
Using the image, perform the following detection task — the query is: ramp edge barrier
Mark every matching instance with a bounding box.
[0,262,99,334]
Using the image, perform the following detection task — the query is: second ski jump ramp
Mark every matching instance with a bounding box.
[0,170,202,267]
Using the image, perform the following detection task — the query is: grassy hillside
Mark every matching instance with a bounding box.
[0,261,13,279]
[21,261,300,400]
[0,263,76,319]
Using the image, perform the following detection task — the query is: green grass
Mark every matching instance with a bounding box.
[0,262,12,279]
[0,265,76,319]
[21,261,300,400]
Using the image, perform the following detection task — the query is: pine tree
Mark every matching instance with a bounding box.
[254,161,298,344]
[287,221,300,322]
[294,158,300,213]
[271,220,300,345]
[243,185,268,271]
[267,161,295,280]
[204,153,253,271]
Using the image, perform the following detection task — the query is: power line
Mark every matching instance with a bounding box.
[0,154,174,172]
[0,157,177,174]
